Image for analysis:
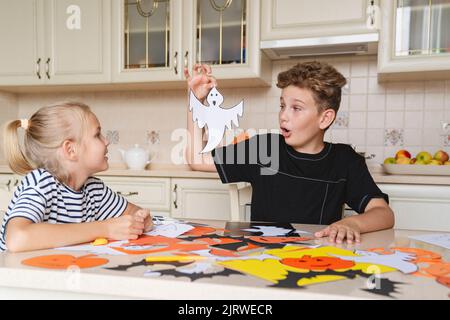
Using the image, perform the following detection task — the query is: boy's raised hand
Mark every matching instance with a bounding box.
[314,220,361,245]
[184,63,217,102]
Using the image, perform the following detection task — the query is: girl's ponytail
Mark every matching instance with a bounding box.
[3,119,34,175]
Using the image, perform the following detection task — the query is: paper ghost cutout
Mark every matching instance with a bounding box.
[189,87,243,153]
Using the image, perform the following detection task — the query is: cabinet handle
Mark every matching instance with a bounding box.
[6,180,11,192]
[45,58,51,79]
[117,191,138,197]
[173,184,178,209]
[184,51,189,74]
[36,58,41,79]
[174,51,178,75]
[13,179,19,187]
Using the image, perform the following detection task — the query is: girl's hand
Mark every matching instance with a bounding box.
[134,208,153,232]
[315,220,361,244]
[105,215,146,240]
[184,63,217,101]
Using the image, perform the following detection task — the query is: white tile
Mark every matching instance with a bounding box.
[350,78,368,94]
[331,129,349,144]
[423,111,444,129]
[348,129,366,146]
[424,93,445,110]
[368,77,386,94]
[422,128,442,149]
[368,94,386,111]
[367,112,385,129]
[349,95,367,111]
[368,58,378,76]
[386,82,406,94]
[366,129,384,146]
[404,81,425,93]
[333,61,351,78]
[386,94,404,110]
[403,129,423,146]
[339,95,349,111]
[350,60,369,77]
[404,111,424,129]
[405,93,424,111]
[349,112,367,128]
[385,111,404,128]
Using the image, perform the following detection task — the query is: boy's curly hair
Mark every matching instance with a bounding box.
[277,61,347,113]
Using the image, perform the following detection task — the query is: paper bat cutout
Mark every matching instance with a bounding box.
[189,87,243,153]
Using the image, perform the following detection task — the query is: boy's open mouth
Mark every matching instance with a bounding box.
[280,127,291,138]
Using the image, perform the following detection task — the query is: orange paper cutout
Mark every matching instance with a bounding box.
[22,254,108,269]
[281,255,355,271]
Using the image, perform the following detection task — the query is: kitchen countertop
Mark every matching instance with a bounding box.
[1,163,449,185]
[0,220,448,300]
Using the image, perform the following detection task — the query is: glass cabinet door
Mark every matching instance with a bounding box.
[124,0,171,69]
[395,0,450,56]
[195,0,247,65]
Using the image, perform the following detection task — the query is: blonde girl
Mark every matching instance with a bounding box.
[1,102,153,252]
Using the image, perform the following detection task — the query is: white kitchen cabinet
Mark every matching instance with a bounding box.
[100,176,171,216]
[378,0,450,81]
[378,183,450,232]
[111,0,183,84]
[112,0,271,87]
[0,0,111,87]
[0,1,44,86]
[171,178,231,220]
[261,0,377,40]
[183,0,271,86]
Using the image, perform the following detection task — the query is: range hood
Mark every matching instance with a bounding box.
[260,33,379,59]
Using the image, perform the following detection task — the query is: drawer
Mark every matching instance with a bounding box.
[100,176,171,211]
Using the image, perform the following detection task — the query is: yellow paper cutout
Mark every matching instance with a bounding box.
[91,238,108,246]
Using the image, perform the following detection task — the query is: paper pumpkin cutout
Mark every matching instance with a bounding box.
[22,254,108,269]
[281,256,355,271]
[189,88,243,153]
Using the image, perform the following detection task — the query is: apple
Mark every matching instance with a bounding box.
[396,157,411,165]
[429,159,443,165]
[434,150,449,163]
[384,157,396,164]
[444,161,450,166]
[410,158,417,164]
[415,160,427,165]
[416,151,433,164]
[395,149,411,159]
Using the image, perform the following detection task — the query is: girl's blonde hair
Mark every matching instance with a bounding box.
[3,101,94,182]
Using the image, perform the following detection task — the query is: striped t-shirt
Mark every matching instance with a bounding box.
[0,168,128,252]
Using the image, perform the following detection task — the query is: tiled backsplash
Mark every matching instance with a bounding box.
[1,55,449,166]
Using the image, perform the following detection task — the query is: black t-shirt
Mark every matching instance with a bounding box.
[212,133,389,225]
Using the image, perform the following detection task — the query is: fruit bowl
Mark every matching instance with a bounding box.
[382,164,450,176]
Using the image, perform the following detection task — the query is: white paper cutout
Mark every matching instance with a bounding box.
[189,87,244,153]
[332,250,418,274]
[408,233,450,250]
[243,226,297,237]
[146,223,194,238]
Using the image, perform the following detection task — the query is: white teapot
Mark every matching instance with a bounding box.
[118,144,155,170]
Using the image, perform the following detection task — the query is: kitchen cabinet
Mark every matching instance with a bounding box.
[261,0,378,40]
[0,0,111,87]
[100,176,171,216]
[378,183,450,232]
[171,178,231,220]
[378,0,450,81]
[112,0,271,87]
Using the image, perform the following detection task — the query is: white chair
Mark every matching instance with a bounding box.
[228,182,252,221]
